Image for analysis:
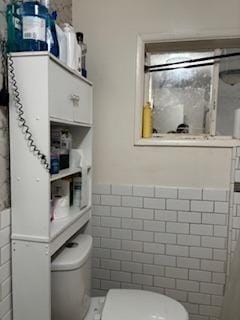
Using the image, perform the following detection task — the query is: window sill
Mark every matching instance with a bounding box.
[135,136,240,148]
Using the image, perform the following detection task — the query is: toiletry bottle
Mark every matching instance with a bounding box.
[76,32,87,77]
[40,0,59,58]
[49,11,59,57]
[75,33,82,73]
[56,24,67,63]
[50,146,60,174]
[142,101,153,138]
[60,129,72,169]
[73,176,81,207]
[63,23,78,70]
[40,0,51,52]
[20,0,48,52]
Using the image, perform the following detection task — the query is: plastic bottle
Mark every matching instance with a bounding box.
[75,33,82,73]
[142,101,153,138]
[63,23,78,70]
[56,24,67,63]
[60,129,72,170]
[40,1,59,58]
[20,0,48,51]
[76,32,87,77]
[48,11,59,57]
[50,147,60,174]
[73,176,81,207]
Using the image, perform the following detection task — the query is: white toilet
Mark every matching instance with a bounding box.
[51,234,189,320]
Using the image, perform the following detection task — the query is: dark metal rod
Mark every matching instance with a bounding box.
[145,51,240,72]
[148,61,215,73]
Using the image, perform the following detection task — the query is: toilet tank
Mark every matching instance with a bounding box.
[51,234,93,320]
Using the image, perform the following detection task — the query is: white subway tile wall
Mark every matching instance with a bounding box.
[0,209,11,320]
[92,185,229,320]
[231,147,240,267]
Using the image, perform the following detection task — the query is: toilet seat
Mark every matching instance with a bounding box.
[101,289,188,320]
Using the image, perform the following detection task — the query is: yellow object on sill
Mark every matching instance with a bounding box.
[142,101,153,138]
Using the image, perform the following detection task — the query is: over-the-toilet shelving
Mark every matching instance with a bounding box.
[9,51,93,320]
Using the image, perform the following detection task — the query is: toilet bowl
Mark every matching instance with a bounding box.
[101,289,188,320]
[51,234,189,320]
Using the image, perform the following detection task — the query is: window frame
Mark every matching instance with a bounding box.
[134,30,240,148]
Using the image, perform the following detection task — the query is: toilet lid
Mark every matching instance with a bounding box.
[102,289,188,320]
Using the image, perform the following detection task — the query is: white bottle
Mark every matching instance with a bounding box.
[63,23,78,70]
[73,176,81,207]
[56,24,67,64]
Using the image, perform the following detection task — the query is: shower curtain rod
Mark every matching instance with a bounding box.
[145,51,240,73]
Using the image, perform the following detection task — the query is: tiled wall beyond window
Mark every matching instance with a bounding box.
[0,209,11,320]
[92,184,230,320]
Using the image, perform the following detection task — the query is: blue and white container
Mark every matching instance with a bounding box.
[21,1,48,51]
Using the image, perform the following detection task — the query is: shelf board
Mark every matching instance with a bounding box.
[50,205,91,255]
[50,167,81,181]
[50,166,91,182]
[50,205,90,239]
[12,205,92,255]
[50,116,92,128]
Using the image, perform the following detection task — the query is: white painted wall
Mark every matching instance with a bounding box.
[72,0,240,188]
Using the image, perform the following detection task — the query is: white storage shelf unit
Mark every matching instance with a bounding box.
[9,52,93,320]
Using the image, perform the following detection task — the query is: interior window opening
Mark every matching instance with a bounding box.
[143,41,240,140]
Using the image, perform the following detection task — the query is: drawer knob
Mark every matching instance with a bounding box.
[70,94,80,105]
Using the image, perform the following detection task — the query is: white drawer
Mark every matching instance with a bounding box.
[73,80,92,124]
[49,59,92,125]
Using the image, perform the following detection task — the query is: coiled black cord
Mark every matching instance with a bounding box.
[8,54,50,172]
